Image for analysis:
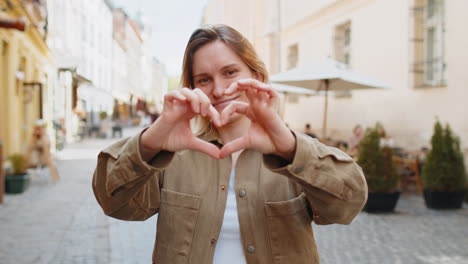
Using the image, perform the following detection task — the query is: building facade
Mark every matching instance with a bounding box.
[1,0,55,156]
[202,0,468,155]
[47,0,114,143]
[111,8,168,124]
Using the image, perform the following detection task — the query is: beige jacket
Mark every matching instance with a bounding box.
[92,130,367,264]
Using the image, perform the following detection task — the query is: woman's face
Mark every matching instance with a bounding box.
[191,40,258,117]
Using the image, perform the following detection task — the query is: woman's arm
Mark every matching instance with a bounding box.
[217,79,367,224]
[264,133,368,225]
[93,88,221,221]
[92,131,173,221]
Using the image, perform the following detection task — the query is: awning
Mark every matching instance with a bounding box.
[78,85,114,111]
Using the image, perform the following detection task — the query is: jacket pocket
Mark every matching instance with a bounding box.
[265,193,319,264]
[154,189,201,264]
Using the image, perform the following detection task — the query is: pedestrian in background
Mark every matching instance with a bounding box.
[348,124,364,157]
[92,24,367,263]
[304,123,318,138]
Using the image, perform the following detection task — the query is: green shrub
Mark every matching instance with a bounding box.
[422,120,466,191]
[8,153,28,175]
[357,124,399,192]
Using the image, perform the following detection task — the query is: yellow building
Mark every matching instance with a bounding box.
[0,0,55,157]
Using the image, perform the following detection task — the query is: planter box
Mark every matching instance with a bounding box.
[423,190,465,209]
[364,191,401,213]
[5,173,30,194]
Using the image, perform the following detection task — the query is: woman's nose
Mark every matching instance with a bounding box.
[212,80,226,98]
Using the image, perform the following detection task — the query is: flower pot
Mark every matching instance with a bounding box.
[364,191,401,213]
[423,190,465,209]
[5,173,30,194]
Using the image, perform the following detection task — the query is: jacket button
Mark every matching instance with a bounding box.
[247,245,255,253]
[238,189,246,198]
[221,185,225,190]
[211,238,216,244]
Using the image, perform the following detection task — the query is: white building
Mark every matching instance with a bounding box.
[46,0,114,142]
[111,8,168,123]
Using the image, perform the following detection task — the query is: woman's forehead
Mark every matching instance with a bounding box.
[192,41,245,73]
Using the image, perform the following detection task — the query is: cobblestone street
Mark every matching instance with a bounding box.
[1,127,467,264]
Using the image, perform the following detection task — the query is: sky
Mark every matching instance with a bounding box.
[111,0,208,77]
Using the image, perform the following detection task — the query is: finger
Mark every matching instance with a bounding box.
[165,91,187,103]
[224,79,274,99]
[236,79,274,95]
[219,136,249,159]
[180,88,201,114]
[245,85,279,109]
[193,88,211,117]
[188,137,220,159]
[224,81,241,96]
[220,101,251,125]
[207,105,221,127]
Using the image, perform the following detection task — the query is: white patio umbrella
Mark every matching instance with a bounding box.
[271,83,316,95]
[271,58,389,140]
[271,83,316,119]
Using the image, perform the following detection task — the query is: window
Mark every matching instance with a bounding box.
[334,21,351,66]
[424,0,445,85]
[287,44,298,70]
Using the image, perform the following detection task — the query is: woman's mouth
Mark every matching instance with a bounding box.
[214,95,240,108]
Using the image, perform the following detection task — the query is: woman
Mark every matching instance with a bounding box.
[93,24,367,264]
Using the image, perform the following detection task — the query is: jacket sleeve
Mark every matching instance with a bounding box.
[263,133,368,225]
[92,130,174,221]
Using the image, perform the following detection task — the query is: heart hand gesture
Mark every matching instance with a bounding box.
[218,79,296,160]
[141,88,222,160]
[141,79,296,161]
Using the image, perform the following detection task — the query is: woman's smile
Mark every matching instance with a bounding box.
[213,95,240,109]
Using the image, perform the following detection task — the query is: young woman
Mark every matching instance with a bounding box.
[93,24,367,264]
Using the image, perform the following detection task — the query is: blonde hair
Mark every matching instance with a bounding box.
[181,24,269,135]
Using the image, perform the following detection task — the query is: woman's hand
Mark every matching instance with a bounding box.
[218,79,296,161]
[140,88,222,160]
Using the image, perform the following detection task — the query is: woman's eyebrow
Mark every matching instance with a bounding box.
[193,72,209,79]
[220,63,239,71]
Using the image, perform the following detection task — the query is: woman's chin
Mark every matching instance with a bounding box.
[222,112,246,126]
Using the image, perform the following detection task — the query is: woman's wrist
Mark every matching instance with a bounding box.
[274,132,296,162]
[140,127,163,162]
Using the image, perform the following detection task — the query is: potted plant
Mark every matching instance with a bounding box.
[5,153,31,194]
[357,123,400,213]
[421,120,466,209]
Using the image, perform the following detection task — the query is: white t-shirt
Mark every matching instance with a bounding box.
[213,168,247,263]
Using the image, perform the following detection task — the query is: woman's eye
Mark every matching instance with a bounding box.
[225,69,237,76]
[197,77,209,85]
